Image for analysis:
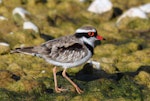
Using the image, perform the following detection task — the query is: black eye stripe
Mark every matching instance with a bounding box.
[75,32,97,38]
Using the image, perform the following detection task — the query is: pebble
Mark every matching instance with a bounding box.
[87,60,100,70]
[79,0,86,2]
[12,7,30,21]
[23,21,39,33]
[87,0,112,14]
[0,42,10,47]
[0,16,8,20]
[139,3,150,13]
[116,7,148,25]
[116,3,150,25]
[41,70,46,74]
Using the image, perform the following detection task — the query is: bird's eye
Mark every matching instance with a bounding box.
[88,32,94,37]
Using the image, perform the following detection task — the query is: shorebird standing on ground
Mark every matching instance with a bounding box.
[11,26,104,94]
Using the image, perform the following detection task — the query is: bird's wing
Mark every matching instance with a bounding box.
[34,35,89,63]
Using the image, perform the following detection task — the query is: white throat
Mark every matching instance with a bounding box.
[80,37,95,48]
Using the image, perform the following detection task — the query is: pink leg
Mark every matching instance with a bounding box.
[62,68,84,94]
[53,67,66,93]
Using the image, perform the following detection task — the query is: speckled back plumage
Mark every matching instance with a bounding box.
[34,35,88,63]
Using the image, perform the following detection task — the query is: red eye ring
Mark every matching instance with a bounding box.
[88,32,94,37]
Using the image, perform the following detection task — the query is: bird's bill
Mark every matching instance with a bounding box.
[96,35,105,40]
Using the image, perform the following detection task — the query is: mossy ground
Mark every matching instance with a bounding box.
[0,0,150,101]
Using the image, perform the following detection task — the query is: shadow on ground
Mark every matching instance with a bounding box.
[75,63,150,82]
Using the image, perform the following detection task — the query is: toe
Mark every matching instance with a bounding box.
[55,87,67,93]
[75,87,84,94]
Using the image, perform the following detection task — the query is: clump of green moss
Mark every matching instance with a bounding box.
[117,18,150,32]
[0,0,150,100]
[0,45,10,55]
[111,0,150,10]
[101,76,143,100]
[127,18,150,30]
[135,71,150,89]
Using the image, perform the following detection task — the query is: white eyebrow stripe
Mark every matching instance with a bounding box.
[76,29,96,33]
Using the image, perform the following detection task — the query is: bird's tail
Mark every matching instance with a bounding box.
[10,47,38,56]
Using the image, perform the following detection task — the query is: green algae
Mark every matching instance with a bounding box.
[0,45,10,55]
[135,71,150,89]
[0,0,150,100]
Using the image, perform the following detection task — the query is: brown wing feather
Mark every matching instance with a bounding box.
[47,43,88,63]
[11,35,88,63]
[36,35,88,63]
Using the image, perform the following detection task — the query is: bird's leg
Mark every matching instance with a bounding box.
[62,68,84,94]
[52,67,66,93]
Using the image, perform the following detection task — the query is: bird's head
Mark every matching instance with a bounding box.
[75,26,104,47]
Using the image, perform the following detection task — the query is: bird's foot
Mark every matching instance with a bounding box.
[75,86,84,94]
[55,87,67,93]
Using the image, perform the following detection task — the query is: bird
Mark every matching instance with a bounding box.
[11,26,104,94]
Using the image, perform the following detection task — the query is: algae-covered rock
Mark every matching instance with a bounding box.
[127,18,150,30]
[2,0,22,8]
[6,79,45,92]
[117,17,150,31]
[0,89,10,101]
[2,30,43,48]
[7,63,26,77]
[101,56,118,64]
[0,20,18,34]
[111,0,150,10]
[95,44,117,56]
[0,0,150,100]
[0,42,10,54]
[0,70,15,88]
[12,7,31,25]
[71,96,83,101]
[22,79,44,92]
[100,22,119,33]
[118,54,137,63]
[116,62,142,72]
[132,48,150,64]
[7,80,25,92]
[83,94,100,101]
[112,42,142,55]
[101,63,116,73]
[55,95,66,101]
[135,71,150,88]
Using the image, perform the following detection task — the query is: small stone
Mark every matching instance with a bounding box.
[0,16,8,20]
[0,42,9,47]
[23,21,39,33]
[116,8,147,25]
[87,60,100,70]
[139,3,150,13]
[88,0,112,14]
[41,70,46,74]
[0,42,10,54]
[12,7,30,21]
